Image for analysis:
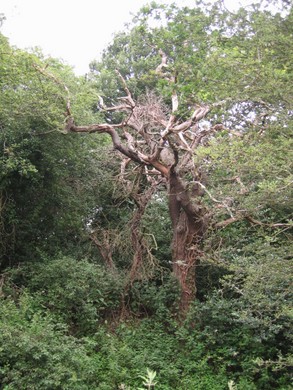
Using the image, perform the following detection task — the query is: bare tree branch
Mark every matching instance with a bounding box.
[215,213,292,229]
[194,181,234,218]
[115,70,136,108]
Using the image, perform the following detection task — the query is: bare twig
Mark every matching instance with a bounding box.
[194,181,234,218]
[215,213,292,229]
[33,63,71,116]
[115,70,136,108]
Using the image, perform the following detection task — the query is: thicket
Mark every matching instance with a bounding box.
[0,1,292,389]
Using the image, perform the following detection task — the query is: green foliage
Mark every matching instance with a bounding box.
[181,278,292,389]
[1,289,291,389]
[0,294,100,389]
[0,33,107,267]
[128,275,179,318]
[4,255,123,335]
[195,125,293,224]
[142,194,172,266]
[192,101,292,389]
[91,1,293,124]
[87,318,233,390]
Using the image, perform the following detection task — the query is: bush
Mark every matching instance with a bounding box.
[4,256,124,335]
[128,274,180,318]
[0,294,100,389]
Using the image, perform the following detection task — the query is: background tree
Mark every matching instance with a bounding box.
[0,33,108,268]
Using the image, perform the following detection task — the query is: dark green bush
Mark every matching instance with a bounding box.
[128,274,180,318]
[0,294,100,389]
[5,256,124,335]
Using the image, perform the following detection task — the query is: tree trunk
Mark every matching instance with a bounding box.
[168,168,206,312]
[120,180,157,318]
[90,231,116,270]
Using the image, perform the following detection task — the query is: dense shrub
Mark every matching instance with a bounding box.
[4,256,124,335]
[0,294,100,389]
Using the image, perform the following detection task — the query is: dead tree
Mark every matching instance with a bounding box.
[65,53,219,312]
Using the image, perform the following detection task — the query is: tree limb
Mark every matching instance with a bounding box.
[33,63,71,116]
[115,70,136,108]
[215,213,292,229]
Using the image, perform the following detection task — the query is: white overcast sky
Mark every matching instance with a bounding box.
[1,0,242,75]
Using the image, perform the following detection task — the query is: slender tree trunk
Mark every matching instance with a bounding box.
[120,181,157,318]
[90,231,116,270]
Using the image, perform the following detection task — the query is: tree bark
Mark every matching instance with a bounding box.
[168,168,206,312]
